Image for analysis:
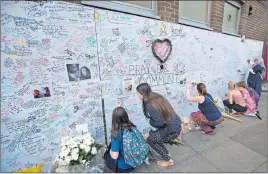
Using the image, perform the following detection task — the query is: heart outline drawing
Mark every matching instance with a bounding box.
[152,38,172,63]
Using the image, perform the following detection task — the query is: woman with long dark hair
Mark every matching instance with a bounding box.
[136,83,181,167]
[107,107,136,173]
[80,66,91,80]
[66,64,79,81]
[186,82,223,135]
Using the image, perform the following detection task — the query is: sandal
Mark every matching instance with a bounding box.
[157,159,174,167]
[202,129,216,135]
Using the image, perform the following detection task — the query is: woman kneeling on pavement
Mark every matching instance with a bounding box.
[136,83,181,168]
[223,81,247,115]
[105,107,136,173]
[236,81,261,120]
[186,81,223,135]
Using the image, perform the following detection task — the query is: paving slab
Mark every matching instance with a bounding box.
[160,154,220,172]
[257,102,268,120]
[182,130,229,153]
[133,163,149,173]
[258,93,267,107]
[104,169,113,173]
[147,144,197,172]
[104,164,149,173]
[201,139,267,172]
[231,121,267,157]
[216,114,264,137]
[253,161,268,173]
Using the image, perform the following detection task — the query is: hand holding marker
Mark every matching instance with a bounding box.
[186,80,197,88]
[116,99,121,107]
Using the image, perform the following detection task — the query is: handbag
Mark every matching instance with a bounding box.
[103,142,118,172]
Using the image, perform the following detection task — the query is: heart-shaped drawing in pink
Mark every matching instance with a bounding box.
[152,38,172,63]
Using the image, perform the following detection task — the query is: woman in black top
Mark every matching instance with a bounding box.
[136,83,181,167]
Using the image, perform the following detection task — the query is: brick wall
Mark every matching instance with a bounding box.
[238,1,268,41]
[210,0,225,32]
[64,0,268,41]
[157,0,179,23]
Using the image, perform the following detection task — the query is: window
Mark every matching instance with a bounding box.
[179,1,212,29]
[222,0,242,35]
[81,1,158,19]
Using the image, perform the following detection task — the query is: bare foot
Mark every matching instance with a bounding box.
[143,133,149,140]
[230,113,240,117]
[178,132,182,141]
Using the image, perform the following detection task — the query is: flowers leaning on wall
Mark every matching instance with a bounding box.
[56,134,102,166]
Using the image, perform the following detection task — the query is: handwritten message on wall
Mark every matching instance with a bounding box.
[95,8,263,125]
[1,1,104,172]
[1,1,263,172]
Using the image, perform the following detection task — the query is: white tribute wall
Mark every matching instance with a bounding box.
[1,1,263,172]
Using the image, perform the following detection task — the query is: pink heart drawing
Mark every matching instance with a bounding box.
[152,38,172,63]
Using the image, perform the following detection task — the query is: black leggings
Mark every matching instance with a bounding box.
[223,100,247,112]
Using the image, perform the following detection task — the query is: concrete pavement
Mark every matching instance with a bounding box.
[106,92,268,173]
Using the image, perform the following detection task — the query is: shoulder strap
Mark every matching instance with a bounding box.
[205,96,220,111]
[205,95,213,103]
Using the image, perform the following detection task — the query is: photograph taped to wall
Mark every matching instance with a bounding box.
[66,64,92,81]
[33,87,51,99]
[79,66,91,80]
[66,64,79,82]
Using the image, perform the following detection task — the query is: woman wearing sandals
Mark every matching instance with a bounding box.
[136,83,181,167]
[186,81,223,135]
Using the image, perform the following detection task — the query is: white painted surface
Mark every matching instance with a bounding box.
[1,1,263,172]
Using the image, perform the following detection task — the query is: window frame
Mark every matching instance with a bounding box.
[178,1,213,30]
[222,0,242,36]
[81,1,159,19]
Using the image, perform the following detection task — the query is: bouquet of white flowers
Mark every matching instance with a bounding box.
[56,134,102,167]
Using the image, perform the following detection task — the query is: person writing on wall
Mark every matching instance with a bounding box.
[247,57,265,116]
[186,81,222,135]
[136,83,181,167]
[247,57,265,97]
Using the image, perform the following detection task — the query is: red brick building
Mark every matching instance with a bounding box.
[70,0,267,42]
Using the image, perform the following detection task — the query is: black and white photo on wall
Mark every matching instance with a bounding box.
[66,64,91,82]
[67,64,79,81]
[79,66,91,80]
